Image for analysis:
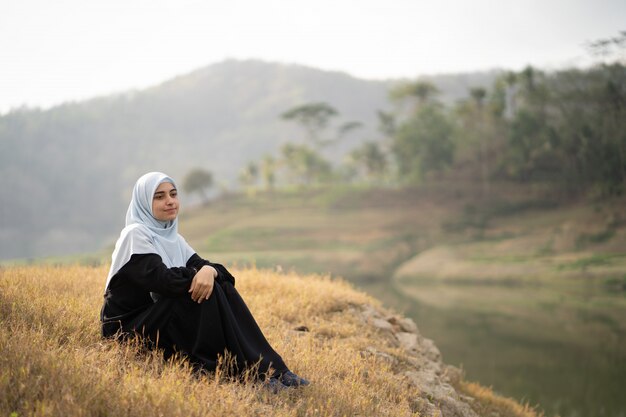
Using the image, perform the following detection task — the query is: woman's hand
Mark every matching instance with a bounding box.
[189,265,217,303]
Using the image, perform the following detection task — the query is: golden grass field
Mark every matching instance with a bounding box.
[0,264,541,417]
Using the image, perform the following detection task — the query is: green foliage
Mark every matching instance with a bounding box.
[280,101,363,149]
[392,104,454,182]
[390,80,440,104]
[576,229,616,247]
[377,110,396,137]
[182,168,214,203]
[453,84,506,195]
[500,62,626,193]
[280,101,338,145]
[238,161,259,188]
[337,120,363,136]
[441,199,560,235]
[557,254,626,271]
[280,143,332,185]
[260,155,277,191]
[349,141,388,182]
[386,80,456,183]
[505,109,558,181]
[469,87,487,105]
[281,101,338,125]
[586,30,626,61]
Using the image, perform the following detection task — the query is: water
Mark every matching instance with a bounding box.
[383,281,626,417]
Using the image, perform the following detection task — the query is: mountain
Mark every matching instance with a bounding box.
[0,59,497,260]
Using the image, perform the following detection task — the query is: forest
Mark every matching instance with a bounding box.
[218,59,626,199]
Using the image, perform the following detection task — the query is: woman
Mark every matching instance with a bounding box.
[101,171,308,389]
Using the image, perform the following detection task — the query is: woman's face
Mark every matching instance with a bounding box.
[152,181,179,221]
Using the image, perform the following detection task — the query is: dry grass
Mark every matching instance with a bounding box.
[0,264,419,417]
[0,264,542,417]
[457,382,543,417]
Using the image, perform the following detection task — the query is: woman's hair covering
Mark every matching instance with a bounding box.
[105,172,195,290]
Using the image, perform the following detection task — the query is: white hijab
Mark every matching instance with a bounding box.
[105,172,195,290]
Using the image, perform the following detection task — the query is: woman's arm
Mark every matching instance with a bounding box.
[186,253,236,286]
[112,253,196,297]
[188,265,216,303]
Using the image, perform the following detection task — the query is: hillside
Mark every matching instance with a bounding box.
[0,59,498,261]
[178,183,626,288]
[0,264,539,417]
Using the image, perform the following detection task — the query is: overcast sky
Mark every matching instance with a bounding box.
[1,0,624,113]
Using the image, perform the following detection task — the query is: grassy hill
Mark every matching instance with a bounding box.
[179,183,626,292]
[0,264,539,417]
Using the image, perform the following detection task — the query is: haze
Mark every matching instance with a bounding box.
[1,0,624,113]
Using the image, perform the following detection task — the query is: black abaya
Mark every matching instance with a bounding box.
[100,253,288,377]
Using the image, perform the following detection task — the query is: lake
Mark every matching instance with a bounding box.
[381,279,626,417]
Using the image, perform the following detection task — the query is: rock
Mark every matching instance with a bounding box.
[371,317,394,333]
[419,337,442,361]
[372,318,400,346]
[438,391,478,417]
[405,370,478,417]
[387,315,419,334]
[359,304,382,321]
[410,396,440,417]
[404,356,423,370]
[404,369,437,387]
[444,365,463,385]
[398,317,419,334]
[354,303,480,417]
[396,331,419,352]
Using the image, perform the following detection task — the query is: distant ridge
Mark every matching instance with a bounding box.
[0,59,497,260]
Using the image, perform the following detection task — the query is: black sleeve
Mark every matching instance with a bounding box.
[186,253,236,286]
[113,253,196,297]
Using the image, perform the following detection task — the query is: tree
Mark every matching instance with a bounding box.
[454,86,496,195]
[388,80,453,183]
[506,108,558,182]
[469,87,487,106]
[281,102,338,146]
[546,63,626,193]
[239,161,259,195]
[392,105,454,183]
[586,30,626,63]
[182,168,214,204]
[281,101,362,148]
[280,143,332,185]
[349,141,387,183]
[377,110,396,138]
[260,154,277,191]
[390,81,439,106]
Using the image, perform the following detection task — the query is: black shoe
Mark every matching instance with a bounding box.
[264,377,288,393]
[279,371,310,387]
